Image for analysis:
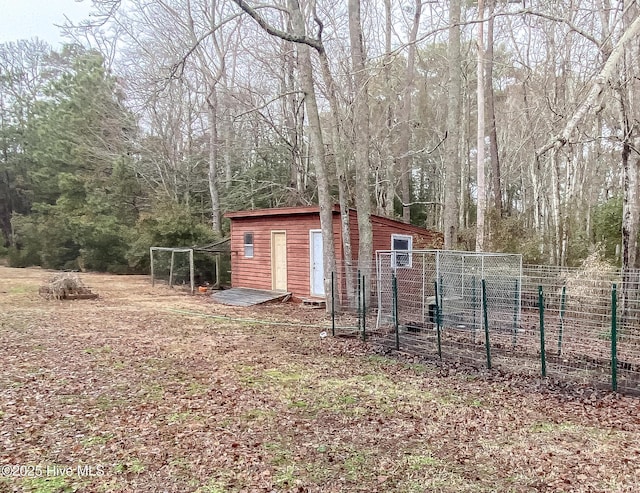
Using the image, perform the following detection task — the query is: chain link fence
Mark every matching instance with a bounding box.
[330,252,640,394]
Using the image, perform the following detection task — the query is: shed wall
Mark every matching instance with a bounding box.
[228,207,443,301]
[230,213,342,299]
[371,216,443,251]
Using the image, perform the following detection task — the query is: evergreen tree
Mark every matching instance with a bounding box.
[11,46,140,271]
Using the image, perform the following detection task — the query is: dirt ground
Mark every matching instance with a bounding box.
[1,266,640,493]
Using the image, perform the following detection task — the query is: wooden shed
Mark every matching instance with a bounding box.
[225,206,443,301]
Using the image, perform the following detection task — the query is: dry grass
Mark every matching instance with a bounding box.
[1,266,640,493]
[564,250,618,315]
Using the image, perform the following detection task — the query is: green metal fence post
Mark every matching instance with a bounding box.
[438,275,444,324]
[472,276,477,331]
[557,285,566,355]
[357,269,362,334]
[538,285,547,378]
[331,271,336,337]
[611,283,618,392]
[482,279,492,369]
[434,281,442,360]
[362,274,366,342]
[512,279,519,346]
[393,274,399,351]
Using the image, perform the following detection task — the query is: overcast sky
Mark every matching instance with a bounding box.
[0,0,93,46]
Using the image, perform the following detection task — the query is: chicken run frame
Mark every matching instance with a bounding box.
[376,250,523,334]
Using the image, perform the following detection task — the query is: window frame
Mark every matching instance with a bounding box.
[243,232,254,258]
[391,234,413,268]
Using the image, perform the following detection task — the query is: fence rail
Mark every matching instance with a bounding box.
[330,259,640,395]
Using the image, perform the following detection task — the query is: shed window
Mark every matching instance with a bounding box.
[391,234,412,268]
[244,232,254,258]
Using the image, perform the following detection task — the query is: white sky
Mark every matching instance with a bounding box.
[0,0,93,46]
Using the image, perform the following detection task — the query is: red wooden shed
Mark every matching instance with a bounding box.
[224,206,443,301]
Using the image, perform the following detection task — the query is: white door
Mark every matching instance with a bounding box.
[310,230,325,296]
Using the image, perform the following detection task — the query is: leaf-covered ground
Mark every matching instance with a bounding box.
[1,266,639,493]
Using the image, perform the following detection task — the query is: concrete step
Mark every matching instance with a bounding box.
[302,298,326,309]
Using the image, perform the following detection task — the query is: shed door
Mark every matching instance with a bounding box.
[271,231,287,291]
[310,230,325,296]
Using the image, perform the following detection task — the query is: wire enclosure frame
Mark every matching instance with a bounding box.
[376,250,523,333]
[150,247,195,294]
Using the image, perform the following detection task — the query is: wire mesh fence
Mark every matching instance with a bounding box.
[330,252,640,394]
[328,261,378,337]
[519,264,640,393]
[150,248,194,290]
[375,250,522,332]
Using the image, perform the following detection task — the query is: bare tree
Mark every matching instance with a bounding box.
[485,0,502,216]
[476,0,486,252]
[443,0,462,249]
[348,0,374,284]
[72,0,640,272]
[396,0,422,224]
[316,32,355,303]
[231,0,337,308]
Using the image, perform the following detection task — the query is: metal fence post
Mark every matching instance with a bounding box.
[393,274,399,351]
[331,271,336,337]
[611,283,618,392]
[557,285,566,355]
[438,274,444,323]
[434,281,442,360]
[472,276,477,331]
[482,279,492,369]
[538,285,547,378]
[169,250,175,288]
[150,247,155,287]
[362,274,366,342]
[512,279,519,346]
[357,269,362,334]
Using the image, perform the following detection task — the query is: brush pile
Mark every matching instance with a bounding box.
[39,273,99,300]
[564,249,617,316]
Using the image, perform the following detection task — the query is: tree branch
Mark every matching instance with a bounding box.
[385,7,606,61]
[397,133,446,159]
[230,0,324,54]
[167,11,244,81]
[536,13,640,157]
[232,90,305,119]
[396,196,442,208]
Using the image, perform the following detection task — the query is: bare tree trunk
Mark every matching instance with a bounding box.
[485,0,502,216]
[231,0,337,309]
[475,0,486,252]
[615,3,640,324]
[443,0,462,249]
[282,39,305,198]
[396,0,422,224]
[621,139,637,321]
[207,89,222,237]
[348,0,373,286]
[550,151,562,265]
[619,110,638,271]
[287,0,337,308]
[223,108,234,190]
[318,50,354,304]
[460,85,470,231]
[382,0,395,218]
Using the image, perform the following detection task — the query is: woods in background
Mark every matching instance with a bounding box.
[1,0,639,273]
